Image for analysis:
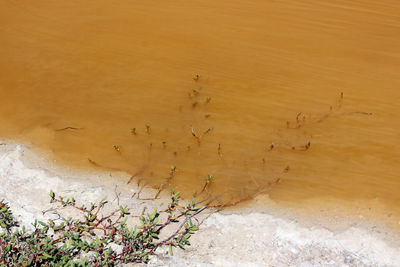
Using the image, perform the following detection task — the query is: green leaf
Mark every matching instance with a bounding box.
[49,190,55,199]
[151,209,157,220]
[42,252,53,259]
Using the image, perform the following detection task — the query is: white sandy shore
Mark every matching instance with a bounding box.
[1,142,399,266]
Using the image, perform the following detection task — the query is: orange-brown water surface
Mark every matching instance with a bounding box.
[0,1,400,213]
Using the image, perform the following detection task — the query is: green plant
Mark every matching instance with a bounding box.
[200,174,214,194]
[145,125,151,134]
[0,200,17,231]
[113,144,121,152]
[0,189,208,266]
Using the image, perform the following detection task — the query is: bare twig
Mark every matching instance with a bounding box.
[55,126,84,131]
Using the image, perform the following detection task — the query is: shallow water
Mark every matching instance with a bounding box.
[0,1,399,209]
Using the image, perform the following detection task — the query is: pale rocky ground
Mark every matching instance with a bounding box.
[1,141,400,266]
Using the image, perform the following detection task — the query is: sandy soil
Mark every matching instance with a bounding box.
[1,141,399,266]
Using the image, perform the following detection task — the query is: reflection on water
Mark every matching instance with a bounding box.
[0,1,400,210]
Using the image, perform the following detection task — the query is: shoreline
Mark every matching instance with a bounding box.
[1,141,399,266]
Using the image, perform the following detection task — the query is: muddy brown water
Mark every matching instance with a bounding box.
[0,1,399,216]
